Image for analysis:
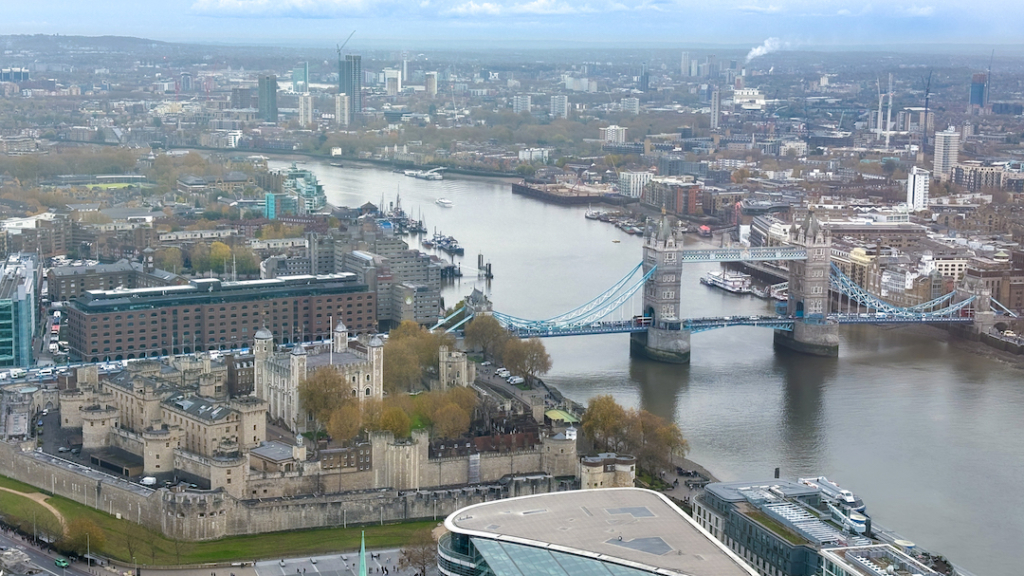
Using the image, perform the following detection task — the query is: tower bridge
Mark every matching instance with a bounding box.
[438,212,995,364]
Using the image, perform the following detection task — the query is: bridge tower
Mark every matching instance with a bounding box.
[631,210,691,363]
[774,212,839,356]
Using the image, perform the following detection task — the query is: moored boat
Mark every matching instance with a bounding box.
[700,270,753,294]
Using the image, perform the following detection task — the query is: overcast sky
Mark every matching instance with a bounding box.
[4,0,1021,48]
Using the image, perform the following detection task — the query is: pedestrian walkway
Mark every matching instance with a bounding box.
[0,486,67,533]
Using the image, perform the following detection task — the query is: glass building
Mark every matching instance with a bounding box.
[0,254,38,368]
[439,488,757,576]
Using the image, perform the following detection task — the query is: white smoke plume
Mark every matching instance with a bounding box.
[746,37,782,63]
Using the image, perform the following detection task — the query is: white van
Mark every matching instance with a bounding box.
[507,376,525,385]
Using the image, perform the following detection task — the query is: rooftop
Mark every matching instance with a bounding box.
[446,488,756,576]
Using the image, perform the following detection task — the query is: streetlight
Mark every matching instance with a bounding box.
[133,556,137,576]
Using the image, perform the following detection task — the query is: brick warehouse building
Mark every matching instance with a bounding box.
[67,274,376,362]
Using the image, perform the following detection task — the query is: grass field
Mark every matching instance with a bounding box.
[0,491,62,539]
[3,474,434,565]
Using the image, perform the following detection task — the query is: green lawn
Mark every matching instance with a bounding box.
[0,475,43,493]
[746,510,805,545]
[46,489,435,565]
[0,491,62,538]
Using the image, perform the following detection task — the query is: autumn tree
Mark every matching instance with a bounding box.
[327,402,362,443]
[581,395,628,451]
[383,338,422,393]
[298,368,345,445]
[398,530,437,576]
[502,338,552,382]
[464,315,510,360]
[379,405,412,438]
[155,247,183,273]
[432,402,471,439]
[209,241,232,273]
[625,409,689,474]
[58,518,105,556]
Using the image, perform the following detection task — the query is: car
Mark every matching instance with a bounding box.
[55,559,69,568]
[58,446,69,453]
[481,361,491,366]
[279,560,286,567]
[310,558,318,564]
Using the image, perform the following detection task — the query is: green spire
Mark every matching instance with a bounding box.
[359,531,367,576]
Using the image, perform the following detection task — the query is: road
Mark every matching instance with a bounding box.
[0,530,90,576]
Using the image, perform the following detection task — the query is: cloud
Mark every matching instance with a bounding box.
[191,0,374,16]
[737,3,781,13]
[901,4,934,15]
[510,0,582,14]
[447,0,503,14]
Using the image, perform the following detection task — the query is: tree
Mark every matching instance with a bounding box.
[383,338,422,393]
[464,315,510,360]
[626,409,689,474]
[327,402,362,443]
[398,530,436,576]
[432,402,471,439]
[59,518,105,556]
[379,406,412,438]
[155,247,183,273]
[502,338,552,382]
[298,368,345,445]
[209,241,232,273]
[581,395,628,451]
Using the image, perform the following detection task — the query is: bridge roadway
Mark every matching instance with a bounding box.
[505,313,974,338]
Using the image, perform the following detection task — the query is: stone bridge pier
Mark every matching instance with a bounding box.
[773,213,839,357]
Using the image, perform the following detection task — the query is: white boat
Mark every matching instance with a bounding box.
[700,270,752,294]
[405,167,445,180]
[435,198,454,208]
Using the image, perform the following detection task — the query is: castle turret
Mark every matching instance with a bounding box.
[332,320,348,353]
[630,209,691,363]
[253,328,273,401]
[366,335,384,401]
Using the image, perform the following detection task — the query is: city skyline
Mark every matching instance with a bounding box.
[5,0,1024,48]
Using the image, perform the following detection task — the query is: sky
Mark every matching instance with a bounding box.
[3,0,1023,48]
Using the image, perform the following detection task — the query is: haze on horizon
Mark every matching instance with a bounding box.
[5,0,1023,50]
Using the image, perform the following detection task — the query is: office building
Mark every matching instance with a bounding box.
[681,51,692,77]
[67,274,376,362]
[907,166,930,210]
[383,68,402,96]
[439,488,758,576]
[710,88,721,130]
[0,254,38,368]
[932,127,959,181]
[230,87,252,109]
[512,94,531,114]
[639,63,650,92]
[550,94,568,119]
[293,62,308,92]
[48,258,181,301]
[257,75,278,122]
[969,73,987,109]
[297,93,313,128]
[425,71,438,96]
[619,171,653,198]
[339,55,362,122]
[621,97,640,115]
[600,124,627,144]
[334,93,349,127]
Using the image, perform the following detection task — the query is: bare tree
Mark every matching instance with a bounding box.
[398,530,436,576]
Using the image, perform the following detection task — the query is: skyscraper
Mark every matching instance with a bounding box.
[681,52,691,77]
[639,63,650,92]
[512,95,531,114]
[383,69,401,96]
[339,55,362,123]
[969,73,987,109]
[334,93,349,127]
[293,62,309,93]
[230,87,252,109]
[550,94,568,119]
[907,166,930,210]
[425,72,438,96]
[298,93,313,128]
[621,97,640,115]
[709,88,720,130]
[258,75,278,122]
[933,127,960,181]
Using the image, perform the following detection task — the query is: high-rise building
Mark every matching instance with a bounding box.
[512,94,531,114]
[293,62,309,93]
[550,94,568,119]
[425,71,438,96]
[297,93,313,128]
[639,63,650,92]
[230,87,252,109]
[383,69,402,96]
[621,97,640,115]
[933,127,960,181]
[619,171,653,198]
[907,166,930,210]
[257,75,278,122]
[681,51,691,77]
[969,73,987,109]
[710,88,721,130]
[334,93,349,127]
[179,72,193,92]
[600,125,627,144]
[0,253,38,368]
[339,55,362,122]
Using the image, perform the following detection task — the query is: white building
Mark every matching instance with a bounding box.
[425,72,438,96]
[512,94,531,114]
[518,148,550,163]
[600,124,627,144]
[732,89,765,111]
[334,93,349,127]
[710,89,721,130]
[907,166,930,210]
[297,93,313,128]
[550,94,568,119]
[619,171,653,198]
[933,127,959,181]
[621,97,640,115]
[383,69,402,96]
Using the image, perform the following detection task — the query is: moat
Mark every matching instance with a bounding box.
[273,158,1024,576]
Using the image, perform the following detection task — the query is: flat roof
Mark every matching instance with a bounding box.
[446,488,756,576]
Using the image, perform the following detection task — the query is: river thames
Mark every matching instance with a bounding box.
[272,158,1021,575]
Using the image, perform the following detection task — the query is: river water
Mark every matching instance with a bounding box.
[272,159,1021,575]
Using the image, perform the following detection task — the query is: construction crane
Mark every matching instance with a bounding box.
[922,70,932,155]
[336,30,356,60]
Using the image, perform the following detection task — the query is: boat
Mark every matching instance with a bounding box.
[700,270,752,294]
[330,162,344,168]
[405,167,445,180]
[612,240,621,243]
[435,198,454,208]
[799,476,866,513]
